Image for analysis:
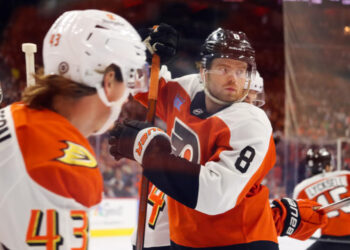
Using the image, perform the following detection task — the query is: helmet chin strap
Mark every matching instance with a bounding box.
[203,86,231,106]
[93,86,129,135]
[202,70,250,106]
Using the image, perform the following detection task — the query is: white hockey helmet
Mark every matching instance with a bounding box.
[43,9,147,104]
[43,10,147,134]
[245,70,265,107]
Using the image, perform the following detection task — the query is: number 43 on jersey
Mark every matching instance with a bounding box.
[26,209,88,250]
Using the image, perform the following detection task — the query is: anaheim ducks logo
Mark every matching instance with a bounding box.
[56,141,97,168]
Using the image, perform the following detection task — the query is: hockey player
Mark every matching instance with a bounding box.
[294,147,350,250]
[0,9,146,250]
[244,71,265,107]
[129,67,325,250]
[109,26,327,249]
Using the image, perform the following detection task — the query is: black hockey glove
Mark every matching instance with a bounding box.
[141,23,178,64]
[109,120,171,165]
[272,198,302,237]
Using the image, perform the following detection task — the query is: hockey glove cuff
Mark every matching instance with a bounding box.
[109,120,171,165]
[272,198,328,241]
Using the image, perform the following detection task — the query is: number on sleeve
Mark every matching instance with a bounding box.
[235,146,256,173]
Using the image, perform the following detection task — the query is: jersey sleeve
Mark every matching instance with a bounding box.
[12,105,104,208]
[293,184,306,200]
[293,176,320,200]
[143,107,276,215]
[195,115,275,214]
[133,64,174,122]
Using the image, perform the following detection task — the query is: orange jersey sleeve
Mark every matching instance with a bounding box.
[134,77,169,122]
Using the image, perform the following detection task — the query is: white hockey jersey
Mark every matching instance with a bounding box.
[0,103,103,250]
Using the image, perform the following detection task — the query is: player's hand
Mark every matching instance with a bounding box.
[141,23,178,64]
[272,198,328,241]
[108,120,171,165]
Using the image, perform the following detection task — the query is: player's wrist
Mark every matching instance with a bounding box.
[272,198,301,237]
[133,127,171,165]
[109,120,171,165]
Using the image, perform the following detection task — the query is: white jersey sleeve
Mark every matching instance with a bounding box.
[195,104,275,214]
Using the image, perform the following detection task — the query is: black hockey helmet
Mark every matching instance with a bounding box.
[306,147,332,175]
[200,28,256,73]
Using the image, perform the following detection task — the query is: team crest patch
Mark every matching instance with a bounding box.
[174,94,185,111]
[56,141,97,168]
[58,61,69,74]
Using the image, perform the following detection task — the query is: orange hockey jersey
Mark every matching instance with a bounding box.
[294,170,350,237]
[0,103,103,250]
[135,74,277,248]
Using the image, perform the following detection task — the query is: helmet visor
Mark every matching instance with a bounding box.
[252,90,265,107]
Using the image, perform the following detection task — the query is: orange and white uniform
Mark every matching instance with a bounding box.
[293,170,350,237]
[134,74,277,249]
[131,184,170,249]
[0,103,103,250]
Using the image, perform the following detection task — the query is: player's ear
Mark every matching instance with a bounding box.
[103,71,116,88]
[103,70,118,101]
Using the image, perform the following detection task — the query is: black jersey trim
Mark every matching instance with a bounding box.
[170,240,278,250]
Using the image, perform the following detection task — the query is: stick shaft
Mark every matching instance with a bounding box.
[309,236,350,244]
[136,54,160,250]
[317,197,350,213]
[24,54,35,86]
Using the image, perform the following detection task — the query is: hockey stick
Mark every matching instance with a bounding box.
[21,43,37,86]
[316,197,350,213]
[309,236,350,244]
[136,52,161,250]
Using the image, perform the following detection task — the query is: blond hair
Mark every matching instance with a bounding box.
[21,64,122,110]
[21,74,96,110]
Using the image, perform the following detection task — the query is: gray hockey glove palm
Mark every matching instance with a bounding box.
[109,120,171,165]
